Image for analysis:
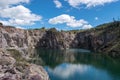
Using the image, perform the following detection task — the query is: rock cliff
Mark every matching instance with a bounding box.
[0,49,49,80]
[0,21,120,56]
[36,21,120,57]
[0,21,119,80]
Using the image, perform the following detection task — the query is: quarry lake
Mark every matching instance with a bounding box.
[33,49,120,80]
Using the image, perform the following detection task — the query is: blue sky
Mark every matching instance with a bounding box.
[0,0,120,30]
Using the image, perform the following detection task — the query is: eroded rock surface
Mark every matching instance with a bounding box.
[0,49,49,80]
[0,21,120,58]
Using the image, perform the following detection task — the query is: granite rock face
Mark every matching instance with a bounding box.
[37,29,75,49]
[28,64,49,80]
[0,21,120,80]
[0,49,49,80]
[0,26,46,49]
[35,21,120,58]
[0,21,120,56]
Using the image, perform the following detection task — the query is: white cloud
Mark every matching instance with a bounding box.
[15,26,25,29]
[49,14,73,24]
[54,0,62,8]
[83,25,93,29]
[0,0,30,9]
[65,0,118,8]
[95,17,98,20]
[49,14,92,29]
[0,0,42,27]
[0,5,42,26]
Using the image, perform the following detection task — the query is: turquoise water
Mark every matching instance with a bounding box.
[35,49,120,80]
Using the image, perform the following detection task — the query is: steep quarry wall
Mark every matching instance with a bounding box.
[0,21,119,80]
[0,26,45,49]
[0,21,120,57]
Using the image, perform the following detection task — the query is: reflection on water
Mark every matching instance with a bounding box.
[65,49,91,53]
[45,63,112,80]
[33,48,120,80]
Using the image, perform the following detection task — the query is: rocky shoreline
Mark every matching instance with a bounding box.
[0,21,120,80]
[0,21,120,57]
[0,49,49,80]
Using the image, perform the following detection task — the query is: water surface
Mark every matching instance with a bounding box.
[34,49,120,80]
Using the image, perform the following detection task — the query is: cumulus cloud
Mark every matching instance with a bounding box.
[83,25,93,29]
[0,0,42,27]
[49,14,92,29]
[0,5,42,26]
[53,0,62,8]
[0,0,30,9]
[65,0,118,8]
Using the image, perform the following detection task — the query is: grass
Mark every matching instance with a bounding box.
[7,49,22,60]
[7,49,30,72]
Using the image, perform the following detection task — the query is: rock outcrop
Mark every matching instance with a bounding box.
[0,21,120,56]
[0,49,49,80]
[37,22,120,58]
[37,28,75,49]
[0,21,119,80]
[0,26,46,49]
